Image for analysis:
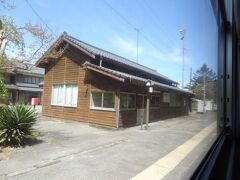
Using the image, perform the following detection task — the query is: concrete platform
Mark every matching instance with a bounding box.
[0,112,217,180]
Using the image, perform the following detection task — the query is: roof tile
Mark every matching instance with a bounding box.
[63,33,177,84]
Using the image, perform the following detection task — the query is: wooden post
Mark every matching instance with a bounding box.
[140,95,144,130]
[116,89,120,129]
[145,93,150,129]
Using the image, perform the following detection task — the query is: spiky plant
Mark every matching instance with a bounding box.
[0,104,38,146]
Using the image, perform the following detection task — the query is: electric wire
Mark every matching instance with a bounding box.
[24,0,57,38]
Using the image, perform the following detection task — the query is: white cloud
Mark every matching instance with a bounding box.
[110,35,190,65]
[110,36,144,56]
[151,48,191,64]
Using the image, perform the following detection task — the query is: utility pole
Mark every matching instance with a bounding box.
[203,71,206,112]
[179,29,186,89]
[145,93,150,129]
[135,28,139,63]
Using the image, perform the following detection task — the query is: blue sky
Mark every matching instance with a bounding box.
[3,0,218,86]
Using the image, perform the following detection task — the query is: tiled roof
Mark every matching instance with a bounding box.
[5,84,43,92]
[83,62,193,95]
[16,82,41,88]
[62,33,177,84]
[7,60,44,75]
[5,84,18,90]
[18,87,43,92]
[15,62,44,75]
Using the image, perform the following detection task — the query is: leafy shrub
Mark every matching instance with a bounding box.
[0,104,38,146]
[0,104,4,109]
[0,70,8,102]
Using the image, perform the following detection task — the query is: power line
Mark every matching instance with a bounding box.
[103,0,166,56]
[24,0,57,37]
[142,0,179,49]
[103,0,137,30]
[140,33,163,53]
[103,0,143,63]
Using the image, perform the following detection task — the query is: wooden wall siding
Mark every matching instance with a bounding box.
[88,71,121,127]
[118,106,189,127]
[52,57,65,83]
[42,51,119,128]
[149,106,188,122]
[120,84,147,94]
[117,86,190,127]
[119,110,137,127]
[119,90,188,126]
[90,71,121,91]
[42,63,54,116]
[42,56,85,121]
[65,58,79,83]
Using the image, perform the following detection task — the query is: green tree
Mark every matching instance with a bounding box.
[192,64,217,85]
[0,69,8,102]
[190,64,217,102]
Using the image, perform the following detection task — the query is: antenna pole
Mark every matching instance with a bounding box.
[179,29,186,89]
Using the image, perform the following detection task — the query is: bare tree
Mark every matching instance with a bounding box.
[0,0,58,102]
[0,16,55,68]
[0,0,57,71]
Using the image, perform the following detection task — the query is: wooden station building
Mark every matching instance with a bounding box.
[36,32,193,128]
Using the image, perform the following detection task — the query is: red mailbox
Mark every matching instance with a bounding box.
[31,98,39,106]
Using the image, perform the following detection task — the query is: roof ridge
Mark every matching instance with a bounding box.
[64,33,158,72]
[62,32,178,84]
[84,62,192,95]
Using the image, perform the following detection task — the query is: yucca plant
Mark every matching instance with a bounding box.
[0,104,38,146]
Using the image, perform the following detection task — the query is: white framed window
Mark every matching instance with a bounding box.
[120,93,136,110]
[91,91,115,111]
[51,84,78,107]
